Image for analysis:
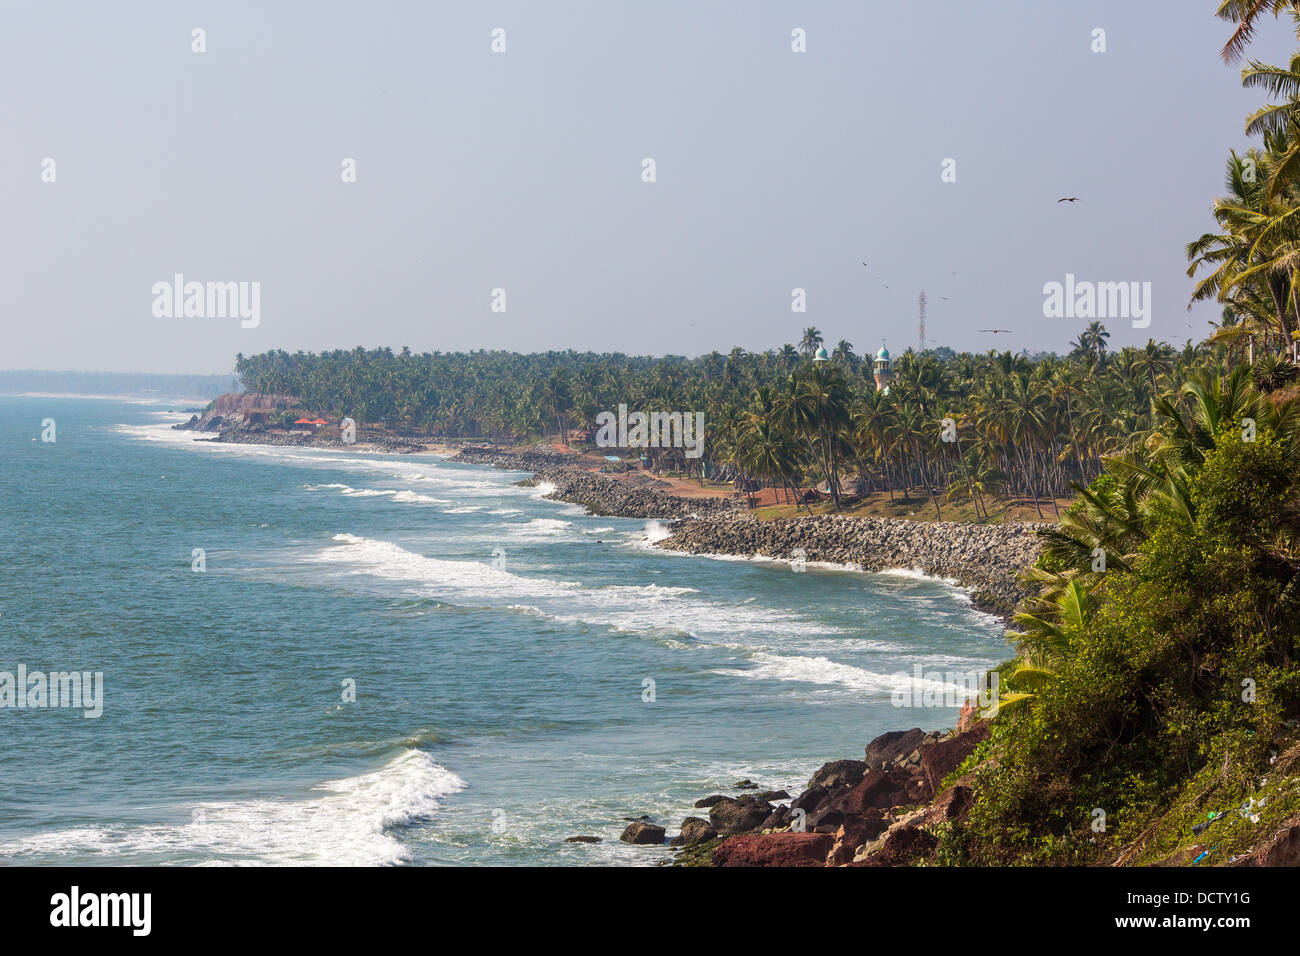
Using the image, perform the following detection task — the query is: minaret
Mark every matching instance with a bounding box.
[873,342,892,392]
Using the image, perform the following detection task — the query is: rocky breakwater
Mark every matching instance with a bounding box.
[449,446,740,520]
[525,466,740,520]
[666,714,992,867]
[656,513,1046,615]
[449,446,581,472]
[206,430,424,454]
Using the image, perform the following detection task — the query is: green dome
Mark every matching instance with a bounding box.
[876,345,890,360]
[813,346,829,361]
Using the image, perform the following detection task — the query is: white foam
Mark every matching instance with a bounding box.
[716,651,969,696]
[309,534,833,639]
[875,566,962,587]
[309,533,582,601]
[513,518,573,536]
[642,520,672,544]
[304,483,448,505]
[392,490,447,505]
[113,423,514,498]
[0,749,465,866]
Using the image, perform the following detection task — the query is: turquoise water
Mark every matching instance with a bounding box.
[0,396,1007,866]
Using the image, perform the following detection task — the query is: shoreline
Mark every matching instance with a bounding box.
[166,422,1041,613]
[447,446,1044,617]
[657,514,1043,618]
[455,445,1030,866]
[646,717,992,867]
[171,419,1033,867]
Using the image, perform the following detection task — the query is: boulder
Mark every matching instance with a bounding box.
[854,825,939,867]
[789,785,829,815]
[806,759,866,791]
[919,785,973,829]
[564,835,601,843]
[919,722,991,793]
[864,728,926,770]
[713,832,835,867]
[837,768,920,815]
[827,811,890,865]
[905,772,936,805]
[669,817,718,847]
[619,821,666,845]
[809,807,845,831]
[756,789,791,802]
[760,805,793,830]
[693,794,728,809]
[709,796,775,835]
[956,699,979,734]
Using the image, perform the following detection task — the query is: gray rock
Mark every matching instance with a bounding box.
[669,817,719,846]
[807,760,867,791]
[864,728,927,771]
[619,821,666,845]
[709,796,776,835]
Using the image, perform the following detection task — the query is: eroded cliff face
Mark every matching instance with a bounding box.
[178,392,300,431]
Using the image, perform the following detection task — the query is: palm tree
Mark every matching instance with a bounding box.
[1253,352,1300,390]
[799,327,824,358]
[832,339,857,368]
[986,579,1099,718]
[1217,1,1300,63]
[1186,147,1299,358]
[738,417,806,513]
[779,364,850,509]
[1132,339,1175,398]
[1085,321,1110,362]
[543,370,574,446]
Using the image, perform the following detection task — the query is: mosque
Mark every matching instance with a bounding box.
[813,342,892,392]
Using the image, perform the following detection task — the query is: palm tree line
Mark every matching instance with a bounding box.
[1189,4,1300,366]
[232,324,1256,519]
[231,2,1300,521]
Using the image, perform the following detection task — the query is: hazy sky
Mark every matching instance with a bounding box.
[3,1,1295,374]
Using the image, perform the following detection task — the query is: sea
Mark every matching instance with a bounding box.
[0,395,1007,866]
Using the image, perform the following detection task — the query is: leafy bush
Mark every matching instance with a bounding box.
[960,392,1300,864]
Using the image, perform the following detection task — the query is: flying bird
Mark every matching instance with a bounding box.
[976,329,1014,334]
[1057,197,1081,203]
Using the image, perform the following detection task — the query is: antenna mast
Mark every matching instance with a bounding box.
[918,291,927,352]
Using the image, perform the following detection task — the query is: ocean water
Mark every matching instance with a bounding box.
[0,396,1008,866]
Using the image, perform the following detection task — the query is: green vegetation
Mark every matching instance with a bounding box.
[234,331,1230,521]
[946,8,1300,864]
[954,371,1300,863]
